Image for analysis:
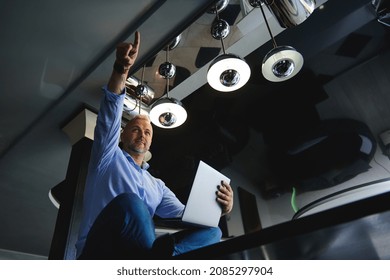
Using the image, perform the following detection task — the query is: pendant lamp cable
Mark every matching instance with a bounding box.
[138,64,146,114]
[215,6,226,54]
[165,45,170,98]
[259,1,278,48]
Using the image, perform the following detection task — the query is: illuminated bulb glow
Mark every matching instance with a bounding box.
[262,46,303,82]
[149,98,187,129]
[207,54,251,92]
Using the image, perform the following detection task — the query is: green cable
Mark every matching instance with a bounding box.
[291,187,299,213]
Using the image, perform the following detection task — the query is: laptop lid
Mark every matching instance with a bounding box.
[181,160,231,227]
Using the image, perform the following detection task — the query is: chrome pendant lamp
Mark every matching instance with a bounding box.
[123,65,152,118]
[207,4,251,92]
[250,0,304,82]
[149,43,187,129]
[263,0,316,29]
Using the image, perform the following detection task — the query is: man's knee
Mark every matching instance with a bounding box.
[208,227,222,242]
[109,193,147,216]
[113,192,142,208]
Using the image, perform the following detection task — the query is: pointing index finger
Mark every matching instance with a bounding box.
[133,31,140,52]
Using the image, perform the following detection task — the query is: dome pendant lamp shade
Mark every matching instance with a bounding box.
[207,4,251,92]
[149,97,187,128]
[262,46,303,82]
[207,53,251,92]
[149,42,187,129]
[249,0,304,82]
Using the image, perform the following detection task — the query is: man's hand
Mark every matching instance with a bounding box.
[114,31,141,74]
[216,181,233,215]
[108,32,141,93]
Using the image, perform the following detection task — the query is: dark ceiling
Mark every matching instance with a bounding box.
[0,0,389,258]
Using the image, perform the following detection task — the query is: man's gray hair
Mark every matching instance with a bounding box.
[126,114,151,126]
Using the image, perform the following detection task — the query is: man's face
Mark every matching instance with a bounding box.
[121,117,153,155]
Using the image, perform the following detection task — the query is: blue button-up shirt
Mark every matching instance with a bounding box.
[75,86,184,256]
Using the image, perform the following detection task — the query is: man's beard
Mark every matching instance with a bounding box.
[124,142,148,154]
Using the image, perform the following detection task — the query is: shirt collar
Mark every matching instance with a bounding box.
[122,149,150,170]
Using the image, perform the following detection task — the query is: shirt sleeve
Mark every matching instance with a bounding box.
[89,86,125,171]
[154,180,185,218]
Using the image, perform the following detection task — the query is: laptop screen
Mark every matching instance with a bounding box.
[182,160,231,227]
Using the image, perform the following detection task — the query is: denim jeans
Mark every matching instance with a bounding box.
[78,193,222,259]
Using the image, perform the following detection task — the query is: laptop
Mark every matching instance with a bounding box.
[155,160,230,228]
